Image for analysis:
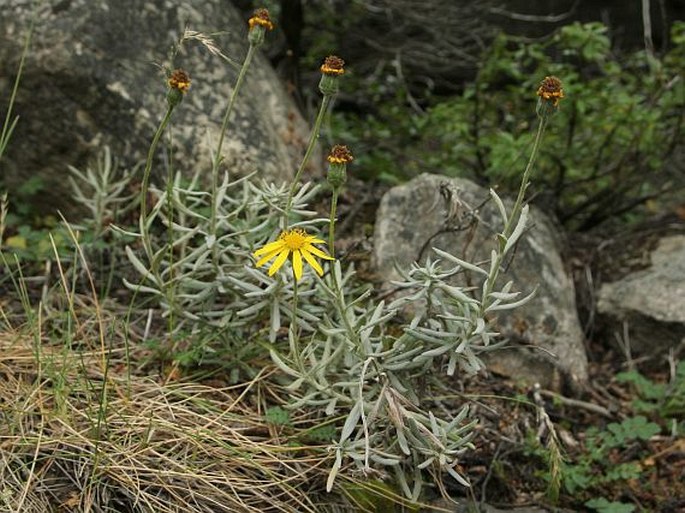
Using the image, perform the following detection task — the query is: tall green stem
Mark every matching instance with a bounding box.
[212,44,257,176]
[328,190,339,256]
[480,114,549,313]
[210,44,258,256]
[140,105,175,260]
[283,94,333,228]
[506,115,548,238]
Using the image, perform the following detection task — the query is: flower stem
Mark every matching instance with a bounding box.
[210,43,257,254]
[212,44,257,176]
[289,279,302,360]
[140,105,175,259]
[506,115,548,239]
[480,114,549,313]
[328,190,339,256]
[283,94,333,228]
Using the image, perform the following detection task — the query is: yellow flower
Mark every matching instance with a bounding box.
[253,228,334,281]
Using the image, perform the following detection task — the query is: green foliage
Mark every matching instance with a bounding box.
[336,21,684,230]
[265,406,292,427]
[526,415,660,509]
[422,22,684,230]
[585,497,636,513]
[616,362,685,433]
[562,415,659,495]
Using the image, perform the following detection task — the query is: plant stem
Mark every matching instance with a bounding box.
[507,115,547,238]
[481,114,548,312]
[140,105,175,260]
[209,43,257,266]
[328,190,339,256]
[283,94,333,228]
[212,43,257,187]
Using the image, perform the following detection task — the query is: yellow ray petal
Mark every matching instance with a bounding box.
[292,250,303,281]
[254,239,285,257]
[304,244,334,260]
[255,247,284,268]
[268,249,290,276]
[301,250,324,276]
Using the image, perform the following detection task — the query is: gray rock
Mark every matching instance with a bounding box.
[0,0,309,216]
[598,235,685,357]
[374,173,588,391]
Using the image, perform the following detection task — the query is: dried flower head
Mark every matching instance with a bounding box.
[168,69,191,94]
[167,69,191,107]
[253,228,334,281]
[248,8,274,47]
[319,55,345,96]
[327,145,354,165]
[248,8,275,31]
[537,76,564,107]
[320,55,345,76]
[327,145,353,190]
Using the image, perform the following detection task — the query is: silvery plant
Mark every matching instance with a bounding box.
[68,8,565,500]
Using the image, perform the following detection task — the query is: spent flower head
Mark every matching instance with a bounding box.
[319,55,345,96]
[536,75,564,118]
[167,68,191,107]
[248,8,274,47]
[253,228,334,281]
[327,145,353,190]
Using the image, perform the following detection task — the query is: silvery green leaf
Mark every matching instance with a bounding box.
[325,398,338,416]
[125,246,157,283]
[503,204,529,255]
[489,289,519,301]
[396,424,411,456]
[405,329,447,345]
[438,283,477,304]
[386,371,409,393]
[393,465,412,499]
[446,405,471,432]
[419,344,453,359]
[410,469,423,502]
[326,449,342,492]
[417,456,435,470]
[236,301,268,317]
[446,465,470,487]
[488,249,499,276]
[473,317,485,335]
[269,349,300,377]
[205,234,216,249]
[447,352,458,376]
[489,188,508,226]
[285,377,304,391]
[270,300,280,338]
[432,247,489,277]
[369,453,401,466]
[429,411,441,437]
[331,261,343,288]
[110,224,141,238]
[340,402,362,445]
[121,278,163,296]
[486,287,536,312]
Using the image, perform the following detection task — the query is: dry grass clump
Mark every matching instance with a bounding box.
[0,329,351,513]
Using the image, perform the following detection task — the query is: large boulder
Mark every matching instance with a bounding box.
[597,235,685,358]
[374,173,588,391]
[0,1,309,216]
